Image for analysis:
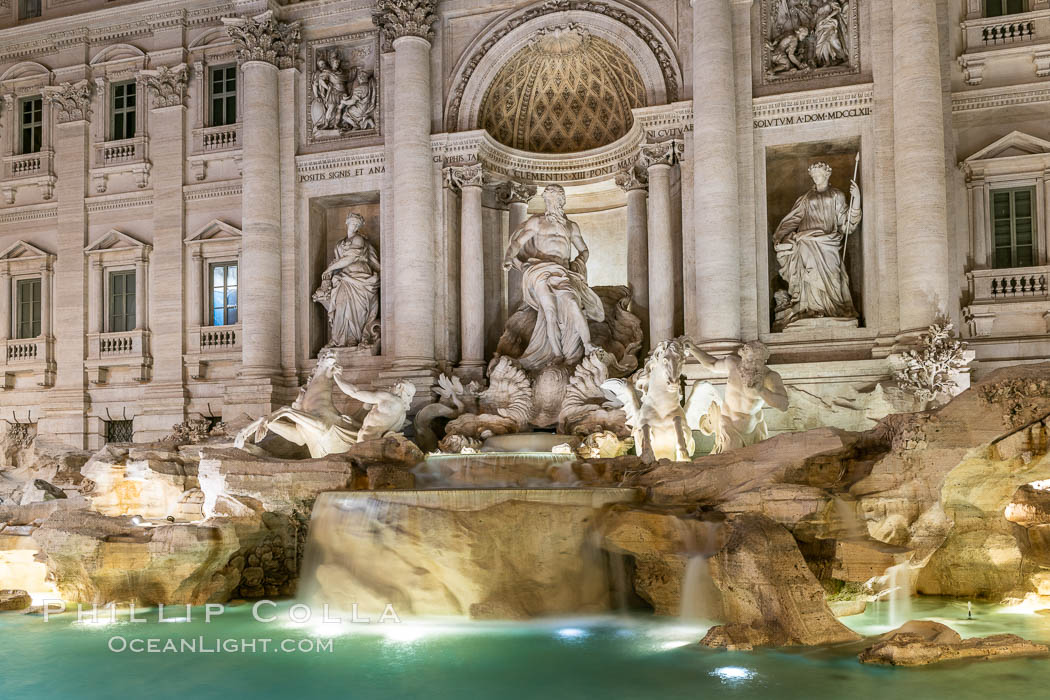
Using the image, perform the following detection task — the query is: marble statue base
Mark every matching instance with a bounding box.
[779,317,859,333]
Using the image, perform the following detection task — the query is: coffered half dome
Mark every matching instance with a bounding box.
[477,25,647,155]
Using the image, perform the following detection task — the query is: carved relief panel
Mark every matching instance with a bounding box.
[760,0,860,85]
[306,33,381,144]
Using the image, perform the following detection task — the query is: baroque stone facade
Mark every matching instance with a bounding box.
[0,0,1045,448]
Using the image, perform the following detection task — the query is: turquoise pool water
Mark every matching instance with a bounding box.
[1,598,1048,700]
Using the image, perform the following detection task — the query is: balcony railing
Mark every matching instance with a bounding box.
[0,336,55,388]
[199,325,240,352]
[982,20,1036,44]
[93,136,148,167]
[968,265,1050,304]
[2,150,53,181]
[5,339,40,362]
[194,124,240,153]
[87,329,149,361]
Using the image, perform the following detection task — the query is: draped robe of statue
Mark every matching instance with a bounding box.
[316,233,380,348]
[773,184,860,322]
[517,243,605,370]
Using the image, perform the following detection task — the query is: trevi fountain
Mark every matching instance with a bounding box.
[4,1,1050,699]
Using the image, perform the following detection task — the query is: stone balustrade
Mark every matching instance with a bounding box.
[0,337,55,389]
[959,9,1050,84]
[968,265,1050,304]
[195,124,241,153]
[199,325,240,352]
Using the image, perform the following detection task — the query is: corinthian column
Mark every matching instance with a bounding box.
[692,0,741,347]
[446,164,485,371]
[640,141,682,344]
[224,12,300,383]
[891,0,952,336]
[616,166,649,341]
[374,0,438,371]
[496,181,536,313]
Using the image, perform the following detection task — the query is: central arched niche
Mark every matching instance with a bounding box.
[477,25,647,154]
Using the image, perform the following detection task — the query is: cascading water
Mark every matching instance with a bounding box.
[297,487,644,619]
[676,519,722,622]
[885,562,913,627]
[832,497,865,540]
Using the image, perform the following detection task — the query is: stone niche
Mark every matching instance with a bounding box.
[307,193,382,360]
[764,138,863,333]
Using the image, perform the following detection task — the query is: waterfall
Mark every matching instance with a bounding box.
[832,497,864,540]
[676,519,722,621]
[680,555,718,621]
[886,562,913,628]
[297,488,644,619]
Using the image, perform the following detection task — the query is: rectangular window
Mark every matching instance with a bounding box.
[986,0,1027,17]
[209,66,237,127]
[992,187,1037,269]
[105,420,134,443]
[111,81,137,141]
[15,278,41,339]
[210,263,238,326]
[108,270,136,333]
[18,0,41,21]
[19,97,42,155]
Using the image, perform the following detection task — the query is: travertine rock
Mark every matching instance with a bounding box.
[703,514,860,647]
[0,589,31,611]
[80,445,197,519]
[858,620,1048,666]
[196,448,356,517]
[29,508,278,605]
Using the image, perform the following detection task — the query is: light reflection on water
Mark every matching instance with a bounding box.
[0,598,1048,700]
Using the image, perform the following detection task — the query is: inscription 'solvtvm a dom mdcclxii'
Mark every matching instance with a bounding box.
[0,0,1043,452]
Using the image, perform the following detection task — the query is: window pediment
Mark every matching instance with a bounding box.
[85,229,151,259]
[962,131,1050,178]
[185,219,241,244]
[0,240,50,261]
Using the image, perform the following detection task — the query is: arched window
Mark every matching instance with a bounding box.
[986,0,1028,17]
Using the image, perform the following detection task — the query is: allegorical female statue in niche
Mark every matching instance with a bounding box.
[312,212,381,350]
[772,161,861,331]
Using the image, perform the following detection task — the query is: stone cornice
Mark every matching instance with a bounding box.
[183,181,242,202]
[85,192,153,213]
[224,11,301,69]
[952,83,1050,113]
[0,1,241,62]
[0,203,57,225]
[44,80,93,123]
[751,84,874,129]
[372,0,437,50]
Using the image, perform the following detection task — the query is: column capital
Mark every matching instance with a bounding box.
[43,80,92,124]
[616,166,649,193]
[373,0,438,49]
[444,163,484,191]
[494,180,537,206]
[638,139,684,170]
[143,64,190,109]
[223,11,301,69]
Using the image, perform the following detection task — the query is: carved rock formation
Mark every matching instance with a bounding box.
[858,620,1048,666]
